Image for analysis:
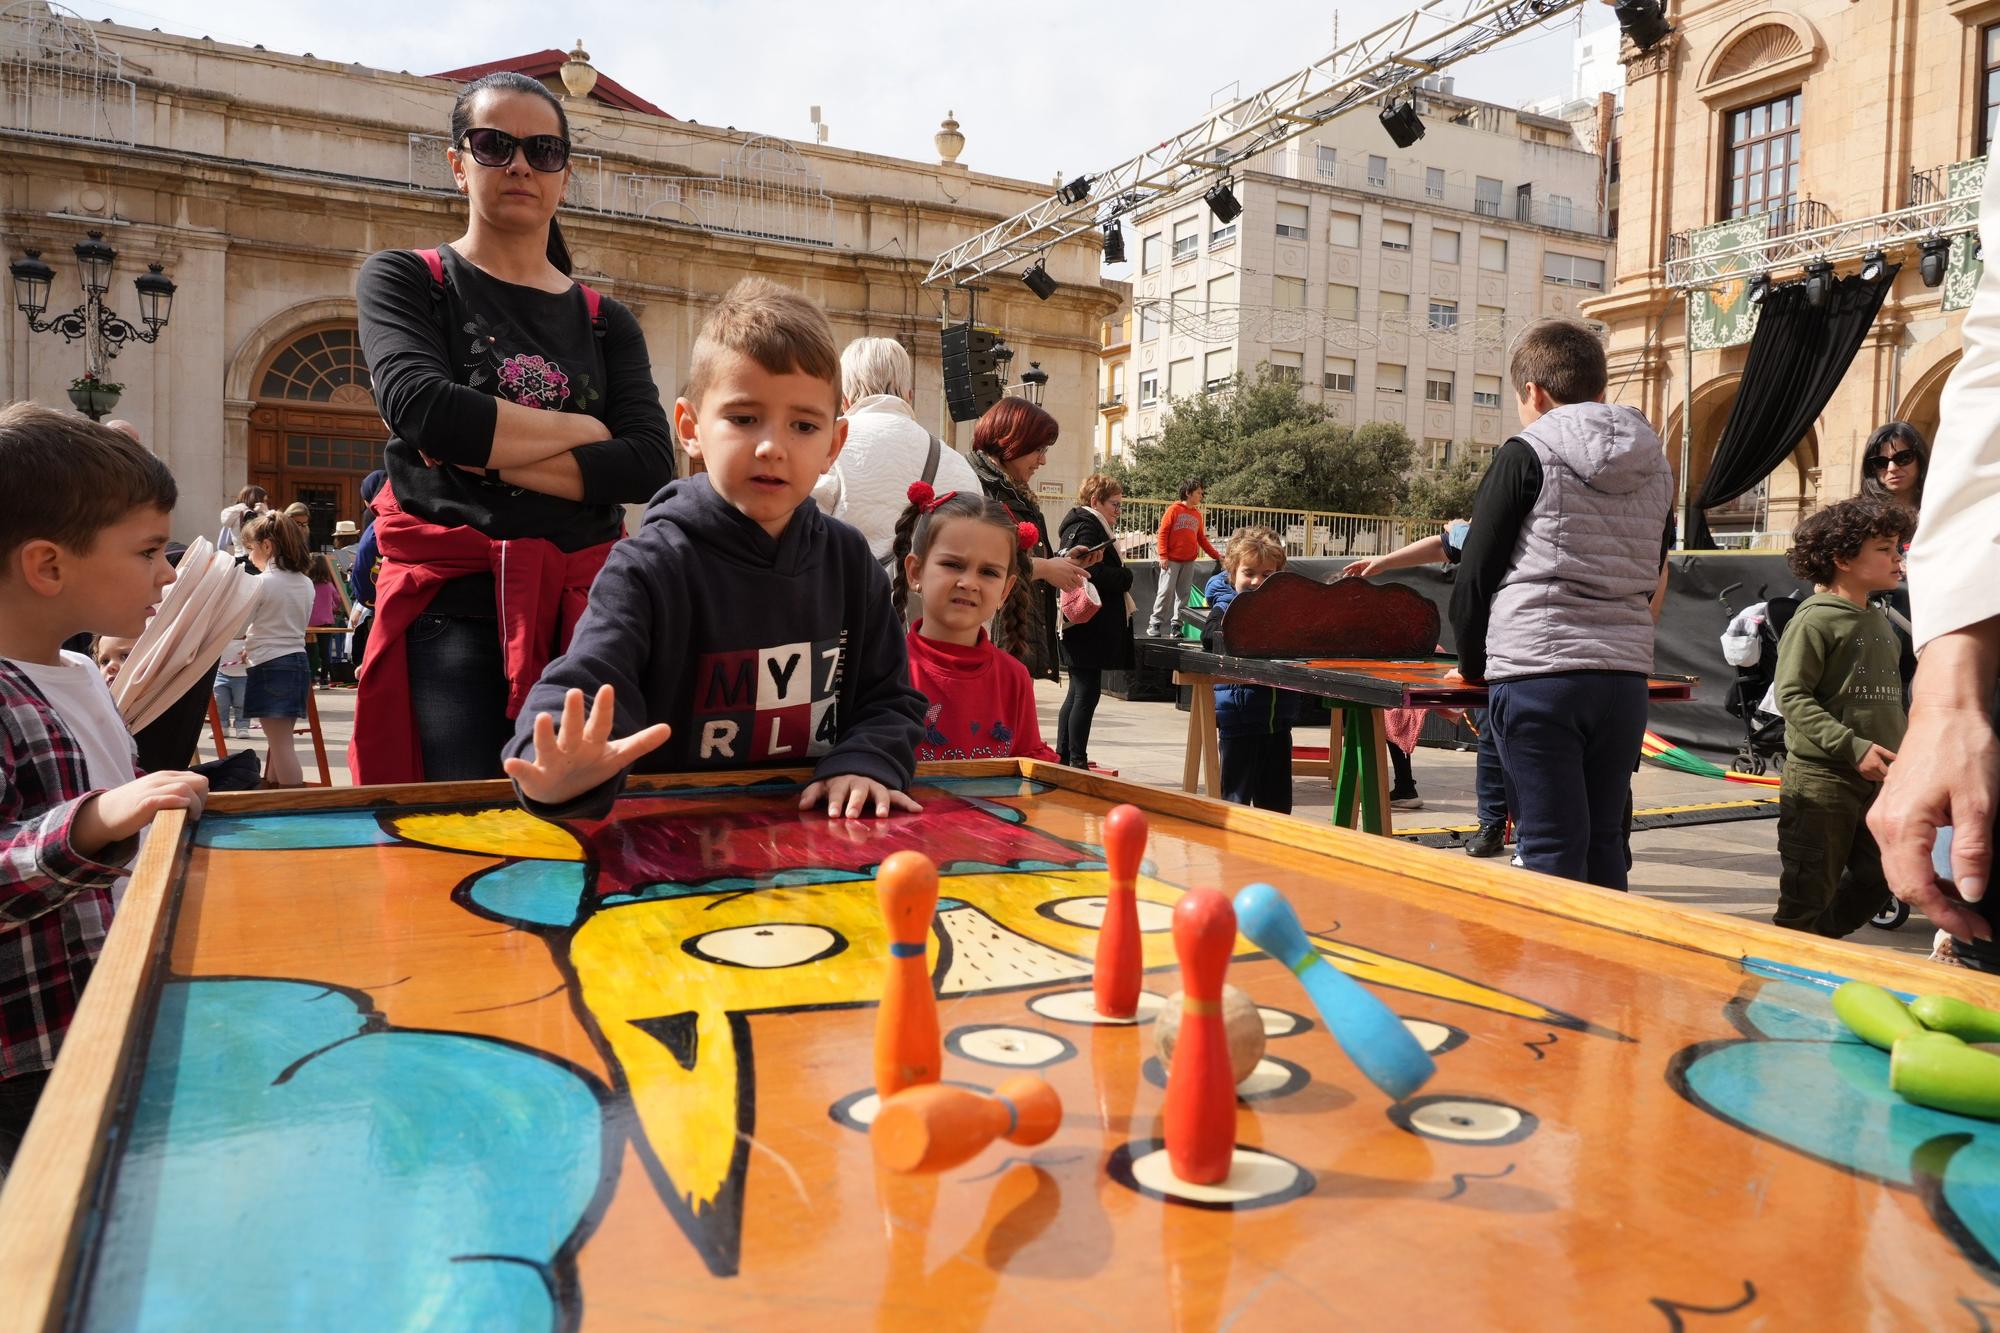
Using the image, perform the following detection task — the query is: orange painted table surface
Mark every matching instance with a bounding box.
[5,762,1997,1330]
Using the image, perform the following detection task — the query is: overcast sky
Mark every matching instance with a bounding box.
[63,0,1613,185]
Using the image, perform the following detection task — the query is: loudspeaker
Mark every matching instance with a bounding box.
[942,347,1000,379]
[942,321,1004,422]
[941,323,998,358]
[945,372,1003,422]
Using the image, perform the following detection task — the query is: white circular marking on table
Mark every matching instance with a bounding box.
[1257,1006,1310,1038]
[1042,896,1175,932]
[1027,987,1167,1026]
[828,1080,990,1134]
[684,923,843,969]
[1125,1146,1309,1207]
[1389,1095,1538,1145]
[1400,1018,1468,1055]
[1235,1057,1303,1098]
[945,1024,1075,1068]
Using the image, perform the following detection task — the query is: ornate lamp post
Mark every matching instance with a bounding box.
[1017,361,1050,407]
[9,230,177,421]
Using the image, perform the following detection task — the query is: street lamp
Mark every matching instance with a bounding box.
[9,231,177,420]
[1018,361,1049,407]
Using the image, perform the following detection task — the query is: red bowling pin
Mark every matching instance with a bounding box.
[875,850,941,1098]
[1164,888,1237,1186]
[1094,804,1148,1019]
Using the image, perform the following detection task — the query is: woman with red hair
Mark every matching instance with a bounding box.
[969,398,1091,680]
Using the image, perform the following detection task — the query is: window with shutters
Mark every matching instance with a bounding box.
[1328,284,1359,320]
[1331,212,1361,247]
[1324,358,1356,393]
[1426,373,1455,404]
[1204,348,1235,392]
[1434,230,1460,265]
[1172,218,1199,260]
[1272,276,1306,309]
[1379,364,1406,394]
[1141,233,1163,272]
[1382,219,1412,252]
[1480,237,1508,271]
[1473,374,1503,408]
[1275,201,1310,240]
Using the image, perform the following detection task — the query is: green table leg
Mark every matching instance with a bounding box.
[1331,704,1387,834]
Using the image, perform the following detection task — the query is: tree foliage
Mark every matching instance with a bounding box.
[1401,456,1487,522]
[1107,366,1415,513]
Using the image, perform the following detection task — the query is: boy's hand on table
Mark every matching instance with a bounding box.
[1857,743,1897,783]
[1341,557,1381,578]
[800,774,923,819]
[74,771,210,856]
[503,685,671,808]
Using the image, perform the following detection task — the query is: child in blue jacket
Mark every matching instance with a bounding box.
[1203,526,1300,813]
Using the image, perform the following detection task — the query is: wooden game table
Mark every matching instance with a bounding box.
[1139,639,1696,835]
[3,763,1991,1329]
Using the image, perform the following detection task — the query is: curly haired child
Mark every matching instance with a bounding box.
[890,482,1058,763]
[1772,496,1917,937]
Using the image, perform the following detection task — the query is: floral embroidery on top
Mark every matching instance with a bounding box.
[496,353,571,409]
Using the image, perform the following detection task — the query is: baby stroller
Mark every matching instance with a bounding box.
[1717,584,1909,931]
[1718,587,1798,779]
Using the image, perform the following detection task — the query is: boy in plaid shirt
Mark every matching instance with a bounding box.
[0,404,207,1168]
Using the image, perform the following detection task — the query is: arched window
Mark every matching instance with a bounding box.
[257,327,373,404]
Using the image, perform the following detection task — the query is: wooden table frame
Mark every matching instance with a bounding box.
[1144,640,1695,837]
[3,759,1982,1329]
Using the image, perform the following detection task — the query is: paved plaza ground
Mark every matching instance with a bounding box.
[218,678,1937,964]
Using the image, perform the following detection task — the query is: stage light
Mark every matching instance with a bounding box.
[1803,260,1833,309]
[1859,251,1888,283]
[1058,174,1095,206]
[1204,179,1242,224]
[1920,235,1952,288]
[1746,273,1770,305]
[1022,259,1059,301]
[1379,100,1425,149]
[1614,0,1673,53]
[1101,220,1126,265]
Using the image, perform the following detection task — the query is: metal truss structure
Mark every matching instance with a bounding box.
[923,0,1591,289]
[0,1,136,145]
[1663,197,1981,291]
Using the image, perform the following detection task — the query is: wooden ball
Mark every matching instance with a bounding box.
[1155,984,1266,1085]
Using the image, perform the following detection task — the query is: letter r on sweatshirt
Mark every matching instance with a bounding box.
[700,719,741,760]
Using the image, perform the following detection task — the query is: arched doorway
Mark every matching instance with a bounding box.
[247,324,386,549]
[1897,352,1958,465]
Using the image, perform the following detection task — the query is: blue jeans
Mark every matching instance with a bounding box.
[405,614,514,781]
[1472,715,1512,827]
[212,672,247,731]
[1489,673,1649,890]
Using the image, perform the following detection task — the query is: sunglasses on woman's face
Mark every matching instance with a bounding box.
[1863,447,1920,474]
[459,127,571,173]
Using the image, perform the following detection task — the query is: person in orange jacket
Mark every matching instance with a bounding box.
[1148,477,1222,637]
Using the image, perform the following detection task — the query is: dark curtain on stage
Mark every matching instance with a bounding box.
[1688,266,1898,548]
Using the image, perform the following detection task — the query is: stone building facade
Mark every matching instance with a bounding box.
[1588,0,1994,541]
[1116,78,1615,474]
[0,5,1117,546]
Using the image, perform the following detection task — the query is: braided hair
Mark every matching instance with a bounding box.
[890,483,1035,636]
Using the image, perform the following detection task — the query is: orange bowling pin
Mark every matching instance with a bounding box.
[1094,804,1148,1019]
[875,850,942,1098]
[1164,888,1237,1185]
[872,1076,1063,1174]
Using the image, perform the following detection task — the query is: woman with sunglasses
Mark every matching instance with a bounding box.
[352,71,673,783]
[1858,421,1929,516]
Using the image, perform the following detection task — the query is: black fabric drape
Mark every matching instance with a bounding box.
[1689,267,1897,548]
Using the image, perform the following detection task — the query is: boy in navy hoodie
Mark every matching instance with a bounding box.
[503,278,926,820]
[1202,527,1300,813]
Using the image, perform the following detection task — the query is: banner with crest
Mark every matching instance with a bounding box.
[1945,156,1988,314]
[1688,216,1772,351]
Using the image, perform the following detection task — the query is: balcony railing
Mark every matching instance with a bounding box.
[1295,158,1608,237]
[1664,198,1838,269]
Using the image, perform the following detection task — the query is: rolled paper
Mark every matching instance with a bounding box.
[1909,994,2000,1045]
[1831,981,1924,1051]
[1890,1032,2000,1120]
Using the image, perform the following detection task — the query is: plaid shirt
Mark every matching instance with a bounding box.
[0,658,134,1080]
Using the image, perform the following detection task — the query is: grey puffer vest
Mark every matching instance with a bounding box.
[1485,403,1673,681]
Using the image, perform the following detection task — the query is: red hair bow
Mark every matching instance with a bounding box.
[1016,522,1038,552]
[907,481,959,513]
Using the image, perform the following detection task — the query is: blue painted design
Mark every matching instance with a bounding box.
[936,898,969,912]
[917,776,1055,798]
[956,794,1026,824]
[195,811,393,850]
[1741,956,1915,1002]
[603,867,872,906]
[889,943,925,958]
[1738,980,1863,1044]
[465,860,590,929]
[85,979,601,1332]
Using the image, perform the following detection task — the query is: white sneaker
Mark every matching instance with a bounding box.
[235,726,253,739]
[1390,794,1424,812]
[1509,854,1525,868]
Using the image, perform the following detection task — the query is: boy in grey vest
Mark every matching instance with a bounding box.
[1448,320,1673,889]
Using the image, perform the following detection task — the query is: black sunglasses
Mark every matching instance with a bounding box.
[459,127,571,173]
[1863,447,1920,474]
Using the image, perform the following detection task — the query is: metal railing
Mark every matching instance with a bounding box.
[1295,158,1609,238]
[1055,498,1447,560]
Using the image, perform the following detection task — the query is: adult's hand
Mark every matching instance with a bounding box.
[1869,625,2000,941]
[1034,555,1089,592]
[1341,557,1382,578]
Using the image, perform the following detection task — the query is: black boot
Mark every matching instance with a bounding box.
[1465,822,1507,858]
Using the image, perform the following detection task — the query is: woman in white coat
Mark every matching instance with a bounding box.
[812,337,980,570]
[1870,162,2000,965]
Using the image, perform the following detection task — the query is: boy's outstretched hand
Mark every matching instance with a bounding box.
[800,774,923,820]
[503,685,671,808]
[73,770,210,858]
[1858,743,1897,783]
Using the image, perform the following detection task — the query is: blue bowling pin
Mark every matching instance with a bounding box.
[1233,882,1435,1100]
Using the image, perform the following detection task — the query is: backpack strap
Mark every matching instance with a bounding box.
[413,247,604,338]
[920,433,943,489]
[415,247,445,287]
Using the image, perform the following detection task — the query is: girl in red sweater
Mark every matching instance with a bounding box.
[892,483,1059,763]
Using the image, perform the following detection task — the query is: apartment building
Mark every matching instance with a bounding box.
[1118,79,1614,475]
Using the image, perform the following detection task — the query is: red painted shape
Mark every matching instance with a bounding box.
[1094,804,1148,1019]
[1219,570,1440,660]
[874,851,941,1099]
[425,50,672,118]
[1165,889,1237,1185]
